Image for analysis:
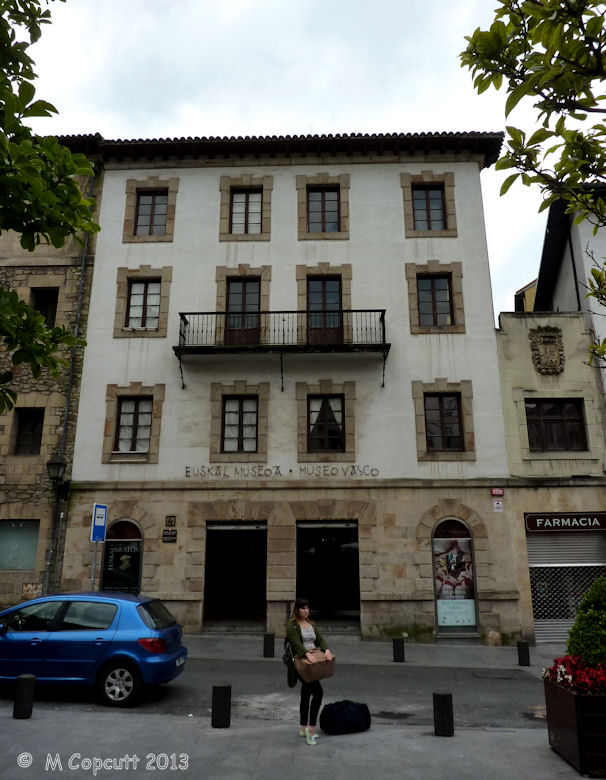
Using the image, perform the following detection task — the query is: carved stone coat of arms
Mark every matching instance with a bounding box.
[529,326,564,374]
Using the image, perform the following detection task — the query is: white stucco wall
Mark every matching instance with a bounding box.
[73,158,509,482]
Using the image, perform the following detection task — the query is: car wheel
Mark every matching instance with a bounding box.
[97,661,141,707]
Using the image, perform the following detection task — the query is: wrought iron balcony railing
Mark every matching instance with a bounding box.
[173,309,389,355]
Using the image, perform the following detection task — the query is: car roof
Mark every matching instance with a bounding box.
[1,592,155,612]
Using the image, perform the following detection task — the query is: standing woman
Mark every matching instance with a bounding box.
[286,597,333,745]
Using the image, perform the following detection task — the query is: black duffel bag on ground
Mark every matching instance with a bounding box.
[319,700,371,735]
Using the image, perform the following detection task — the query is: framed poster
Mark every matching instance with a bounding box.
[433,536,476,628]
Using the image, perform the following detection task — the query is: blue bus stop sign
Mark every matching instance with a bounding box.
[91,503,108,543]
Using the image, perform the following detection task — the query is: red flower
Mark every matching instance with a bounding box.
[542,655,606,695]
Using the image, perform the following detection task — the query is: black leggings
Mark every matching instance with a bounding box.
[299,679,323,727]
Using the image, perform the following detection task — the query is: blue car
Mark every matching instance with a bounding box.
[0,592,187,706]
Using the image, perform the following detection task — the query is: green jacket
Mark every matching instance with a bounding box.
[285,619,329,659]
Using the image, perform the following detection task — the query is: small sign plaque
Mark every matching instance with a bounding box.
[490,488,505,497]
[162,529,177,543]
[165,515,176,527]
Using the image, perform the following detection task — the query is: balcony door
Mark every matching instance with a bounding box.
[225,277,260,345]
[307,277,342,344]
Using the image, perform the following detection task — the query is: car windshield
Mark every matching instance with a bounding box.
[137,600,176,629]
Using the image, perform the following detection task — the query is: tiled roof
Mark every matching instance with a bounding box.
[59,131,503,168]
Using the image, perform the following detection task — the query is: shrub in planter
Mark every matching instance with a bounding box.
[567,577,606,668]
[542,577,606,777]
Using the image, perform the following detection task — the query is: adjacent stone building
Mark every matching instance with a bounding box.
[0,145,99,605]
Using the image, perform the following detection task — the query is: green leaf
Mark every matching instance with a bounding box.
[500,173,520,195]
[505,80,535,116]
[527,127,552,146]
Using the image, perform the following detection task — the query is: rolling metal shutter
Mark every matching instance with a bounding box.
[527,532,606,643]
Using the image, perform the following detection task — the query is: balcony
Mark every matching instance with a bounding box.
[173,310,390,357]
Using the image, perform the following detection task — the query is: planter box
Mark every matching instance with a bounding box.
[544,679,606,777]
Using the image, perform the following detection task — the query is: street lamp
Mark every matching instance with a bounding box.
[43,453,69,595]
[46,452,68,485]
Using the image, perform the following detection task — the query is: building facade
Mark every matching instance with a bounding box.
[57,131,538,642]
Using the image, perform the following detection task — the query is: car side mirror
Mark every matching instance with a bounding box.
[0,623,7,634]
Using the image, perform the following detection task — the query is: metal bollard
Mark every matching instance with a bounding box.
[517,641,530,667]
[433,691,454,736]
[392,637,405,662]
[211,684,231,728]
[263,633,274,658]
[13,674,35,719]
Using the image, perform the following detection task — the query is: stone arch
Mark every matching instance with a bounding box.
[106,518,143,540]
[416,499,487,548]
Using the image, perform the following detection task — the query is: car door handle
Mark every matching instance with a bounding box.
[29,638,41,645]
[94,639,106,645]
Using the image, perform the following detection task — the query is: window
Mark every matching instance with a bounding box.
[114,266,172,339]
[0,519,39,570]
[296,381,355,462]
[126,279,161,329]
[424,394,463,452]
[219,175,273,241]
[401,172,457,238]
[222,396,258,453]
[405,262,465,334]
[5,600,61,631]
[114,397,153,453]
[525,399,587,452]
[296,264,352,344]
[56,602,117,631]
[13,408,44,455]
[296,174,350,240]
[230,189,262,234]
[412,380,475,462]
[225,277,260,345]
[417,275,453,327]
[412,185,445,230]
[210,382,269,463]
[307,187,340,233]
[31,288,59,328]
[307,277,342,343]
[123,177,178,243]
[135,190,168,236]
[103,383,165,464]
[215,266,271,346]
[308,395,345,452]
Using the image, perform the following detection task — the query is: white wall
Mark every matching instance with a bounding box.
[73,158,509,482]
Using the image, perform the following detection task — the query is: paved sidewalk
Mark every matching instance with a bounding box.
[0,710,578,780]
[184,633,566,679]
[0,639,574,780]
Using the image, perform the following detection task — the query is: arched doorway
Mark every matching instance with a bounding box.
[101,520,142,594]
[432,518,477,634]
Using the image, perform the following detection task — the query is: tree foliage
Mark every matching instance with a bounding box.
[567,576,606,667]
[461,0,606,363]
[462,0,606,223]
[0,0,99,413]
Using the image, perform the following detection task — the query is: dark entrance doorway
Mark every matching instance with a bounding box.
[203,524,267,623]
[101,520,142,594]
[296,522,360,623]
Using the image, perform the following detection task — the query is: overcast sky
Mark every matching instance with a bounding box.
[27,0,547,321]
